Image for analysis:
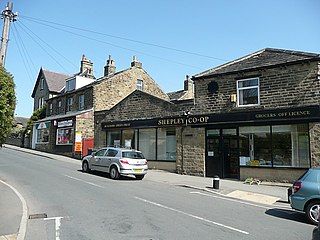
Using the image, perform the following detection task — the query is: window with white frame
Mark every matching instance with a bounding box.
[79,94,84,110]
[67,97,73,112]
[137,79,143,91]
[66,79,76,92]
[40,78,44,90]
[49,103,53,113]
[237,78,260,107]
[38,97,44,109]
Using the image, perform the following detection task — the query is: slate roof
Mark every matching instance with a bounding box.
[167,90,186,101]
[43,69,71,93]
[193,48,320,79]
[31,69,71,97]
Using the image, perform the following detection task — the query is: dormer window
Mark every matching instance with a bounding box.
[66,79,75,92]
[237,78,260,107]
[137,79,143,91]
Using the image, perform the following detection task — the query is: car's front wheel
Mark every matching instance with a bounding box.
[82,161,90,173]
[306,200,320,225]
[110,166,120,180]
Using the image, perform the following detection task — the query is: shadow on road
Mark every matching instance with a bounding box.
[77,169,138,181]
[265,208,311,225]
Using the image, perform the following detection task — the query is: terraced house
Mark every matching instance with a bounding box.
[32,55,169,158]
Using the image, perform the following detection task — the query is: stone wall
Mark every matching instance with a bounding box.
[176,127,205,176]
[240,167,306,183]
[94,67,169,112]
[76,110,94,139]
[309,123,320,167]
[193,62,320,114]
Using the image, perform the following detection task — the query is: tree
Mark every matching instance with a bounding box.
[0,66,16,146]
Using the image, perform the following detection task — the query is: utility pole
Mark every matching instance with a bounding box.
[0,2,17,66]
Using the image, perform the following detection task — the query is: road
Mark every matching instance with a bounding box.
[0,147,314,240]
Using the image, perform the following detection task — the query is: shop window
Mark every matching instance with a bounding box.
[139,128,156,160]
[121,129,137,149]
[36,129,49,143]
[56,128,74,145]
[272,124,309,168]
[239,126,271,166]
[107,130,121,147]
[237,78,260,107]
[157,128,176,161]
[239,124,310,168]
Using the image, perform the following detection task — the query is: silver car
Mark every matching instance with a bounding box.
[82,147,148,180]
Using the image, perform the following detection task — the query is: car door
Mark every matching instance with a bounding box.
[91,149,107,171]
[103,149,118,173]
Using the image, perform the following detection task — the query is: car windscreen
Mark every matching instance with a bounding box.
[122,151,145,159]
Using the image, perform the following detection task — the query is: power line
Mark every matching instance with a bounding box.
[18,16,205,70]
[15,22,71,73]
[18,21,79,71]
[19,15,228,62]
[11,24,35,84]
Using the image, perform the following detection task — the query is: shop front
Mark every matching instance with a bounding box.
[101,105,320,181]
[101,120,178,171]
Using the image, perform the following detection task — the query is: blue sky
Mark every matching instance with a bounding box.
[2,0,320,117]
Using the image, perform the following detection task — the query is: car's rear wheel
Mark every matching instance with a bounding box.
[135,175,144,180]
[82,161,90,173]
[110,166,120,180]
[306,200,320,225]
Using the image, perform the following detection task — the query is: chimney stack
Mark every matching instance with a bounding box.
[80,54,94,78]
[104,55,116,77]
[131,55,142,68]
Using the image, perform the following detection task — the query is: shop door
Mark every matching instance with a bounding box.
[206,137,222,177]
[206,129,239,179]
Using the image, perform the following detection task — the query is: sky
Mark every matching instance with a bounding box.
[1,0,320,118]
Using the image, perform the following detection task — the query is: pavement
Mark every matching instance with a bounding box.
[0,144,293,240]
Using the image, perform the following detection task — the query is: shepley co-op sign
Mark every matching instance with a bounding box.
[158,116,210,126]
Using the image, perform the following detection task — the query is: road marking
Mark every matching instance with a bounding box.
[135,196,249,235]
[45,217,63,240]
[190,191,270,209]
[64,175,104,188]
[0,179,28,240]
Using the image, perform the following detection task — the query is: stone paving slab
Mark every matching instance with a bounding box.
[226,190,281,205]
[0,233,17,240]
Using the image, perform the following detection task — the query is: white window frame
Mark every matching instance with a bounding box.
[49,103,53,113]
[66,79,75,92]
[79,94,84,110]
[237,77,260,107]
[67,97,73,112]
[40,78,44,90]
[38,97,44,109]
[137,79,143,91]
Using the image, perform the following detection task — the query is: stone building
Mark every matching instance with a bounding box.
[96,48,320,181]
[33,55,169,158]
[31,68,71,112]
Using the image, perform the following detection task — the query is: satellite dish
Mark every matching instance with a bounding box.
[208,81,219,93]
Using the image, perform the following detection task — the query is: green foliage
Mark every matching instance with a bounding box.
[25,107,46,135]
[0,66,16,146]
